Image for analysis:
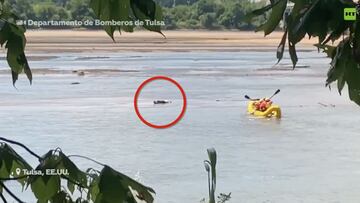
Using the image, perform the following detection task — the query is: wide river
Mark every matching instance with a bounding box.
[1,51,360,202]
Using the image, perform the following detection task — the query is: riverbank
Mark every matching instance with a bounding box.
[14,30,319,53]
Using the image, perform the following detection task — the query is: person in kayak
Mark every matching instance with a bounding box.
[254,98,273,112]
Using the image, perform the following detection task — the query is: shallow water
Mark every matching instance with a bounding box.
[1,51,360,202]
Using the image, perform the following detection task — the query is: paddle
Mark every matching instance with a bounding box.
[244,89,280,101]
[269,89,281,100]
[244,95,259,101]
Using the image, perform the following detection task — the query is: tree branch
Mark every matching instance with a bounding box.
[0,175,28,181]
[0,191,7,203]
[67,155,105,166]
[0,137,41,160]
[61,175,88,189]
[0,182,25,203]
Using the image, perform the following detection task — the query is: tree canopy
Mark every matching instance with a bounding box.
[162,0,266,29]
[248,0,360,105]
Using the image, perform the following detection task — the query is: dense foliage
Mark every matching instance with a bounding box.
[0,2,32,85]
[5,0,266,30]
[161,0,266,29]
[0,137,155,203]
[249,0,360,105]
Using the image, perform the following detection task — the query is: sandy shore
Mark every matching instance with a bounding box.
[13,30,320,53]
[0,30,326,77]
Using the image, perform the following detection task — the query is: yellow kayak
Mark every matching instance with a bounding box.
[247,101,281,118]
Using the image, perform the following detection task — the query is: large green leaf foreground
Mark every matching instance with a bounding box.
[0,0,163,85]
[248,0,360,105]
[90,0,163,39]
[0,137,155,203]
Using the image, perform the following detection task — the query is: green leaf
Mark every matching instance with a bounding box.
[0,143,32,181]
[314,44,337,58]
[11,161,28,188]
[90,0,133,40]
[353,17,360,64]
[28,149,90,201]
[95,166,128,203]
[325,37,360,104]
[287,0,310,44]
[51,191,72,203]
[23,55,32,84]
[337,73,346,95]
[130,0,163,34]
[0,160,9,180]
[345,61,360,105]
[90,0,115,40]
[276,29,288,63]
[89,175,100,202]
[95,165,155,203]
[206,148,217,203]
[322,23,350,45]
[28,150,62,201]
[131,0,157,20]
[288,41,298,68]
[256,0,288,35]
[31,176,61,203]
[291,0,319,36]
[348,88,360,105]
[58,152,87,187]
[326,39,350,85]
[120,173,155,202]
[0,22,11,46]
[207,148,217,187]
[245,3,277,22]
[0,21,32,85]
[67,180,75,194]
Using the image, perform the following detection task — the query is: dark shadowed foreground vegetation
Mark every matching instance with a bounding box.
[0,137,156,203]
[248,0,360,105]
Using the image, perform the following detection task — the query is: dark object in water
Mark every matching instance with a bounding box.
[72,70,85,76]
[77,71,85,76]
[71,82,80,85]
[153,100,171,104]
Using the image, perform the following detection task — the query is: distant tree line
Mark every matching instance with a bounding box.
[160,0,267,30]
[5,0,267,30]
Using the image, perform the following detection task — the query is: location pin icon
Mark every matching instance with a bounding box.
[15,168,21,176]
